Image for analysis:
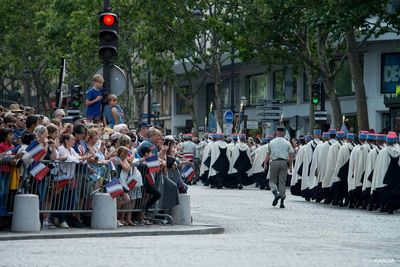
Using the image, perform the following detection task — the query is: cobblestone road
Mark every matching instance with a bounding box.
[0,185,399,267]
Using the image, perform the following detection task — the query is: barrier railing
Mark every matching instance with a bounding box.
[0,159,175,225]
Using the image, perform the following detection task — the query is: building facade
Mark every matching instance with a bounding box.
[168,33,400,136]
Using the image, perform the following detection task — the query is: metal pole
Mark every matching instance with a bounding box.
[22,69,31,107]
[230,46,235,113]
[56,58,65,109]
[147,69,151,125]
[103,62,111,99]
[320,79,325,130]
[320,79,325,111]
[103,0,110,11]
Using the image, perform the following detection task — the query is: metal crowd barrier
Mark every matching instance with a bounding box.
[0,160,175,225]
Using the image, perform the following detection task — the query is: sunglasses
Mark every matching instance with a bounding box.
[6,124,15,128]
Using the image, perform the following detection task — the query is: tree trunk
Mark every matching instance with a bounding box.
[305,64,315,133]
[345,29,369,131]
[324,75,342,128]
[316,30,342,128]
[213,64,223,130]
[189,98,198,133]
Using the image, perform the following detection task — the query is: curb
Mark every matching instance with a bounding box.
[0,224,224,241]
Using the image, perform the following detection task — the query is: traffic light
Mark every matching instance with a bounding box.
[99,12,118,62]
[311,83,320,105]
[70,85,83,109]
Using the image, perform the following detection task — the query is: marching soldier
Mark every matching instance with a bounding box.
[209,133,229,189]
[265,127,294,208]
[301,129,323,201]
[290,136,307,196]
[322,129,343,204]
[229,134,252,189]
[331,132,355,207]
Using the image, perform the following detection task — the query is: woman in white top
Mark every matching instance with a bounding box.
[54,134,92,228]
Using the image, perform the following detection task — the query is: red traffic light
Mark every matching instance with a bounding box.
[103,15,115,26]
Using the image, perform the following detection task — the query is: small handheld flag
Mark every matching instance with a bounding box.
[145,155,161,173]
[53,174,75,191]
[22,140,46,165]
[29,162,49,181]
[126,170,143,190]
[182,153,195,161]
[104,179,125,198]
[182,165,195,182]
[145,172,155,186]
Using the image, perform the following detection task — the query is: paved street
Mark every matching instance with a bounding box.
[0,185,399,267]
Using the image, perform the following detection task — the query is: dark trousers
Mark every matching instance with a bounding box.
[144,183,161,211]
[194,158,201,181]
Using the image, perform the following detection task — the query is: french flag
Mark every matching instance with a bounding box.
[145,172,155,186]
[29,162,49,181]
[22,140,46,165]
[145,155,160,173]
[54,175,73,191]
[183,153,194,161]
[182,165,195,182]
[104,179,125,198]
[126,171,142,190]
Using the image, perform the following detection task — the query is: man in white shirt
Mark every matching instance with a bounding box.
[265,127,294,208]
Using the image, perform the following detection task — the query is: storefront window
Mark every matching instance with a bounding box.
[246,74,267,106]
[206,81,231,110]
[273,70,285,100]
[334,57,363,97]
[381,53,400,94]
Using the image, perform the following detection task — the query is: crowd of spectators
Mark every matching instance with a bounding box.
[0,99,193,230]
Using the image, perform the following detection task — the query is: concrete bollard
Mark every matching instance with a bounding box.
[171,194,191,225]
[11,194,41,232]
[91,193,117,229]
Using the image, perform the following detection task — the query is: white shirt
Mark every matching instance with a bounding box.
[58,145,80,178]
[267,137,293,160]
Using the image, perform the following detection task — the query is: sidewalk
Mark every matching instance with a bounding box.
[0,223,224,241]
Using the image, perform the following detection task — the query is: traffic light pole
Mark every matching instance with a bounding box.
[320,79,326,130]
[147,68,151,125]
[103,61,111,96]
[103,0,110,11]
[320,80,325,111]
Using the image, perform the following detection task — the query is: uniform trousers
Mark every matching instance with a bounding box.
[269,160,288,198]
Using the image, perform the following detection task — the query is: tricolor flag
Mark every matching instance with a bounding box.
[22,140,46,165]
[53,174,74,191]
[29,162,49,181]
[145,172,155,186]
[126,169,143,190]
[104,179,125,198]
[182,165,195,182]
[183,153,195,161]
[145,155,160,173]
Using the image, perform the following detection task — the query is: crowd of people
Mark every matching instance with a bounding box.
[290,129,400,214]
[0,101,197,230]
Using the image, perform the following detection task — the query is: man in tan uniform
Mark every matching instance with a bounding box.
[265,127,294,208]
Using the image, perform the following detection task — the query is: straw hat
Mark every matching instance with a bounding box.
[9,104,23,113]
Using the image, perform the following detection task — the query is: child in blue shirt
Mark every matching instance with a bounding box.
[85,74,104,122]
